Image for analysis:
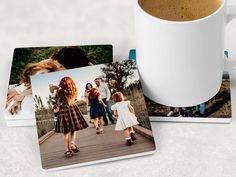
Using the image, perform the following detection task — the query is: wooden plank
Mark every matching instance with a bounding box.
[38,130,55,145]
[39,124,156,170]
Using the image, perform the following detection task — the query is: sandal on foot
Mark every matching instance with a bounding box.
[64,150,73,158]
[96,127,100,134]
[130,132,137,141]
[126,139,132,146]
[71,144,80,153]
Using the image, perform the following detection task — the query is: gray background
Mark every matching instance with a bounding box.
[1,0,236,177]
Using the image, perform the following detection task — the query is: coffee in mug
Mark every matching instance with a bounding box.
[138,0,222,21]
[134,0,236,106]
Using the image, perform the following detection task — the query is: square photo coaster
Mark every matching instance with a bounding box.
[129,49,232,123]
[30,60,156,171]
[4,45,113,127]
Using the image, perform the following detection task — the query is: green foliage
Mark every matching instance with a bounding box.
[10,47,58,84]
[34,95,45,111]
[46,95,53,110]
[81,45,112,65]
[100,60,137,93]
[9,45,113,84]
[35,108,55,138]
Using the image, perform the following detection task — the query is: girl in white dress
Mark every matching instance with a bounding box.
[111,92,139,146]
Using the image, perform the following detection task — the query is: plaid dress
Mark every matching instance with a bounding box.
[55,98,88,133]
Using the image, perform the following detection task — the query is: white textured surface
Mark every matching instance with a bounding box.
[1,0,236,177]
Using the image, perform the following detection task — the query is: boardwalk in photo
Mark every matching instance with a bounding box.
[39,117,155,170]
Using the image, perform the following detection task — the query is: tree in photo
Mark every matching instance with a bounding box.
[100,60,137,93]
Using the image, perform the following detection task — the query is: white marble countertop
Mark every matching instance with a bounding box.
[1,0,236,177]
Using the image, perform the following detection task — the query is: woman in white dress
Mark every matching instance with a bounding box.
[111,92,139,146]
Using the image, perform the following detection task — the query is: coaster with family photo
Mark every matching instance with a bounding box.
[30,60,156,171]
[129,49,232,123]
[4,45,113,127]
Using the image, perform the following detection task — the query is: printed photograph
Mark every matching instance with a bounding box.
[5,45,113,121]
[146,72,232,119]
[31,60,155,170]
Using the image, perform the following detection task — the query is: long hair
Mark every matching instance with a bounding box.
[59,77,78,102]
[21,63,55,84]
[50,46,91,69]
[85,83,93,91]
[112,92,125,102]
[88,88,100,99]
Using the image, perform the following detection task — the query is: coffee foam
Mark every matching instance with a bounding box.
[139,0,222,21]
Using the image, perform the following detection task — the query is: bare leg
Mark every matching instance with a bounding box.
[124,128,131,139]
[71,131,76,145]
[99,117,103,133]
[63,133,70,151]
[94,118,100,134]
[63,133,74,157]
[93,117,99,128]
[129,126,137,141]
[70,131,80,153]
[129,127,135,133]
[124,128,132,145]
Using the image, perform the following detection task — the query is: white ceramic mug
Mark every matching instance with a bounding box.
[134,0,236,107]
